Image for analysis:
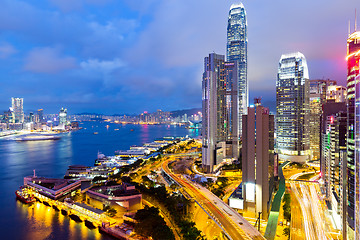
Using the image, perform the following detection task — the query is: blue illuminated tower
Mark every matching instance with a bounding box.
[227,3,248,135]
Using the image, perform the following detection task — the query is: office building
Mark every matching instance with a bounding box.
[327,85,347,102]
[242,99,274,220]
[37,109,44,123]
[309,80,337,160]
[227,3,248,135]
[202,53,239,173]
[11,97,24,123]
[29,112,34,122]
[276,52,310,162]
[59,107,67,126]
[320,101,346,181]
[346,30,360,239]
[322,112,347,228]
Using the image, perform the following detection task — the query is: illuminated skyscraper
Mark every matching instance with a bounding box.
[11,97,24,123]
[346,30,360,239]
[309,79,337,161]
[202,53,239,173]
[227,3,247,135]
[59,107,67,126]
[242,99,274,220]
[276,52,310,162]
[37,109,44,123]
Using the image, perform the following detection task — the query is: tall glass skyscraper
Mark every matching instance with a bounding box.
[11,97,24,123]
[346,30,360,239]
[227,3,248,136]
[276,52,310,162]
[202,53,239,173]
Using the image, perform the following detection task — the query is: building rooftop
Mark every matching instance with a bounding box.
[89,183,139,197]
[74,202,104,215]
[230,3,244,9]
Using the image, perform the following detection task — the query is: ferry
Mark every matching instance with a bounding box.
[15,187,36,204]
[15,135,61,141]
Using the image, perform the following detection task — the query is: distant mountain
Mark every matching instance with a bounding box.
[170,108,202,117]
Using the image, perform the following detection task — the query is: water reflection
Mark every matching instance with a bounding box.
[16,200,104,240]
[1,122,200,239]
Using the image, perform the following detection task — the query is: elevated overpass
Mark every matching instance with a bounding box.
[162,160,265,240]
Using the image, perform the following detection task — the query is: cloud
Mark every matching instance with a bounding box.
[81,58,124,72]
[49,0,113,12]
[0,42,16,59]
[24,47,77,74]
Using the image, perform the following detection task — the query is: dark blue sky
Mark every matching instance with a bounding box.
[0,0,359,114]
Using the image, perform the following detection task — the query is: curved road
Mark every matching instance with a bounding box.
[162,160,264,240]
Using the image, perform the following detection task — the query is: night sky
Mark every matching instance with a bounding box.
[0,0,359,114]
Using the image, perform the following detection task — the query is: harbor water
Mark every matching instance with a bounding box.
[0,122,200,240]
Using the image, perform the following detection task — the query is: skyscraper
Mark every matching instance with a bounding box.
[276,52,310,162]
[346,30,360,239]
[11,97,24,124]
[309,79,338,161]
[59,107,67,126]
[227,3,248,136]
[323,113,347,211]
[242,99,274,220]
[202,53,239,173]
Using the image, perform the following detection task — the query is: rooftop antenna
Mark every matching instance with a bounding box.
[356,8,357,32]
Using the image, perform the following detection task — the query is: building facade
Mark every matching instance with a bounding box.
[59,107,67,126]
[346,30,360,239]
[322,112,347,227]
[227,3,248,136]
[242,100,274,220]
[309,79,337,160]
[327,85,347,102]
[202,53,239,172]
[11,97,24,123]
[276,52,310,162]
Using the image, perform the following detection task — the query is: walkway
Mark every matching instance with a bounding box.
[264,161,289,240]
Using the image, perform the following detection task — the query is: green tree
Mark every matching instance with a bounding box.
[283,227,290,239]
[134,206,175,240]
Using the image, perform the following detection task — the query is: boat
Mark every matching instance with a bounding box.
[85,219,96,229]
[15,134,61,141]
[130,129,134,132]
[94,132,98,135]
[15,187,36,204]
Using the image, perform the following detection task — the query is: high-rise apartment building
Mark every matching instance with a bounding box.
[202,53,239,173]
[242,99,274,220]
[11,97,24,124]
[276,52,310,162]
[227,3,248,136]
[346,30,360,239]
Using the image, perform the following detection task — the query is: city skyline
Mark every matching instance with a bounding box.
[0,0,358,114]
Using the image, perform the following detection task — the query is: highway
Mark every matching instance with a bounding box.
[162,160,264,240]
[289,173,330,240]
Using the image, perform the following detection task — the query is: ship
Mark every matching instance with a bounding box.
[15,187,36,204]
[15,134,61,141]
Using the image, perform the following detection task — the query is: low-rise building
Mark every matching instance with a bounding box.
[24,176,81,200]
[86,183,142,214]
